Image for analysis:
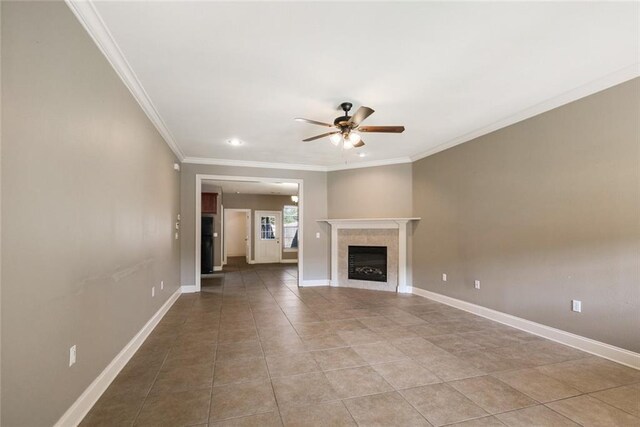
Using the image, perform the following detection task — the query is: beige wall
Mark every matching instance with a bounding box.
[180,163,329,285]
[222,193,298,261]
[225,211,247,257]
[1,2,181,425]
[328,163,413,218]
[412,78,640,352]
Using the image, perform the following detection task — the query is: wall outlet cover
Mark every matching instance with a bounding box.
[442,273,447,282]
[152,286,155,297]
[474,280,480,289]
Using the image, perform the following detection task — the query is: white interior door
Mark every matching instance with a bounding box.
[255,210,281,263]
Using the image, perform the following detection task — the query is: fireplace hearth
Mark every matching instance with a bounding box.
[348,245,387,282]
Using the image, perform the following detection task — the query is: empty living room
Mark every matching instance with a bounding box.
[1,1,639,426]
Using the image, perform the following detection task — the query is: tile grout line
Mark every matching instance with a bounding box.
[245,268,285,426]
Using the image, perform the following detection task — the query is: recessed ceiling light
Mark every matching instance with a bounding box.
[227,138,243,146]
[358,153,366,157]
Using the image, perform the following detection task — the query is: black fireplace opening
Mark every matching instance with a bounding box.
[348,245,387,282]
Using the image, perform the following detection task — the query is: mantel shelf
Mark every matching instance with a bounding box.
[317,217,421,223]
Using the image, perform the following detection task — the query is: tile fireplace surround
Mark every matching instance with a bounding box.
[319,218,420,293]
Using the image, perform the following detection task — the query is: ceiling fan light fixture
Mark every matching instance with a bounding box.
[227,138,243,146]
[347,132,361,144]
[343,140,354,150]
[330,133,343,146]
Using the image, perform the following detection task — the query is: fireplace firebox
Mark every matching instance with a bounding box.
[348,245,387,282]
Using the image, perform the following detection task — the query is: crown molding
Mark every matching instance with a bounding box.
[182,156,413,172]
[182,156,327,171]
[326,156,413,172]
[65,0,185,161]
[410,64,640,162]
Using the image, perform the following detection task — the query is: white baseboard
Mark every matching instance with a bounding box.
[411,287,640,370]
[280,259,298,264]
[397,285,413,294]
[54,287,182,427]
[213,266,223,272]
[300,279,331,287]
[181,285,197,293]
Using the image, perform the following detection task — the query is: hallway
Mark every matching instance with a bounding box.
[81,262,640,426]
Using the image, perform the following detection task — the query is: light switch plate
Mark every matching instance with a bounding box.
[442,273,447,282]
[572,300,582,312]
[69,345,76,367]
[474,280,480,289]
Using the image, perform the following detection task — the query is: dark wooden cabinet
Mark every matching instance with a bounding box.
[202,192,218,214]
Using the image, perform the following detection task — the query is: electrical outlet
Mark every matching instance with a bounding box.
[442,273,447,282]
[572,300,582,312]
[152,286,155,297]
[316,232,320,239]
[69,345,76,367]
[474,280,480,289]
[160,281,164,290]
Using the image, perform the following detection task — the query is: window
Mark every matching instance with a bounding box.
[259,215,276,240]
[283,205,299,250]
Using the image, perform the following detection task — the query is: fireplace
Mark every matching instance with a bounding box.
[348,245,387,282]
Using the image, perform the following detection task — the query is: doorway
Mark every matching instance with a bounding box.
[223,208,251,265]
[194,174,303,293]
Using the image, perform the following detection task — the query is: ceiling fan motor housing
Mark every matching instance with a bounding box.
[334,102,354,128]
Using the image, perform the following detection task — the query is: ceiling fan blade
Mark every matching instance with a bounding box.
[358,125,405,133]
[353,139,365,148]
[294,118,334,127]
[348,106,375,127]
[302,131,339,142]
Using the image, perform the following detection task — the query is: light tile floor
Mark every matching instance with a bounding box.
[81,258,640,426]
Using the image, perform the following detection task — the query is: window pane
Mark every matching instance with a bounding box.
[283,205,298,249]
[260,216,276,240]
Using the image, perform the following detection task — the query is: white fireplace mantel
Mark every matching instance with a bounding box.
[318,218,420,293]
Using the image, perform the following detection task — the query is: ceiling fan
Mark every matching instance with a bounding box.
[295,102,405,149]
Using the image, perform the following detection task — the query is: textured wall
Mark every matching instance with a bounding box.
[412,78,640,352]
[1,2,181,425]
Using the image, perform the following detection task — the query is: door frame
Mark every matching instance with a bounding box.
[254,210,282,264]
[223,208,251,265]
[193,174,303,293]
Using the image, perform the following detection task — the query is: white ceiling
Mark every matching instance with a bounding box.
[203,180,298,196]
[83,1,638,169]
